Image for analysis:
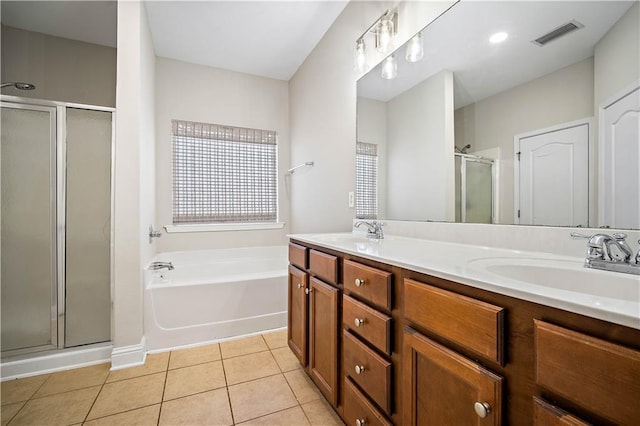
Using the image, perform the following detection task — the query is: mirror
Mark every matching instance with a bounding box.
[356,1,639,229]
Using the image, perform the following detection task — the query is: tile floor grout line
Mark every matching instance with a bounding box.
[234,402,305,426]
[82,402,160,425]
[220,349,236,425]
[2,400,27,426]
[157,351,172,426]
[81,378,109,423]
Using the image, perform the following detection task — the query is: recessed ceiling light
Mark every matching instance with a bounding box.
[490,32,508,44]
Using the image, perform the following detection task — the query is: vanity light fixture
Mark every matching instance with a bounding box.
[375,13,396,53]
[354,9,398,73]
[354,38,368,73]
[405,32,424,62]
[381,55,398,80]
[489,31,508,44]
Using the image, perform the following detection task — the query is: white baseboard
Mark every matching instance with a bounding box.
[110,337,147,371]
[1,343,113,381]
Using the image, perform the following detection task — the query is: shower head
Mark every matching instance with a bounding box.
[455,144,472,154]
[1,82,36,90]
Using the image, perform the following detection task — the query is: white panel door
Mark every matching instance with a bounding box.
[517,123,589,226]
[600,86,640,229]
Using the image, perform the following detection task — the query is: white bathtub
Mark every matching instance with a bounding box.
[144,246,288,351]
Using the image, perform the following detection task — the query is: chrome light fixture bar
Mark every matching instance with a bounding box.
[354,9,398,73]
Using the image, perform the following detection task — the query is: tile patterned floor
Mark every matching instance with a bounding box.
[1,330,345,426]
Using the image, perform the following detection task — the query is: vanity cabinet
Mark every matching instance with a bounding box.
[288,239,640,425]
[534,320,640,424]
[287,265,308,365]
[403,326,503,425]
[287,244,340,408]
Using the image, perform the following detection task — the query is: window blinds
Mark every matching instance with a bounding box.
[172,120,277,224]
[356,142,378,220]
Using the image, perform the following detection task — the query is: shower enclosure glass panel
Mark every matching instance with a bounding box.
[455,154,495,224]
[1,104,57,352]
[65,108,112,347]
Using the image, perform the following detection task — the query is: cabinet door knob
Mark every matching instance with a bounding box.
[356,419,366,426]
[297,283,302,289]
[355,278,365,287]
[474,402,491,418]
[305,288,311,295]
[354,364,365,374]
[354,318,365,327]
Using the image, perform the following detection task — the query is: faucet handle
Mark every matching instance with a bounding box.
[612,233,627,241]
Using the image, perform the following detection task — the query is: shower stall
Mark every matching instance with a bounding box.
[455,153,496,224]
[1,95,113,358]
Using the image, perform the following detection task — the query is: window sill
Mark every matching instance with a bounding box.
[164,222,285,233]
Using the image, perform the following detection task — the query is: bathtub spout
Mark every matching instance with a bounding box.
[149,261,174,271]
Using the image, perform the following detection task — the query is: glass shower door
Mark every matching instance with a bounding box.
[1,103,58,353]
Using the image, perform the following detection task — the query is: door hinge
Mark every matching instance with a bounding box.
[517,210,521,218]
[516,152,521,161]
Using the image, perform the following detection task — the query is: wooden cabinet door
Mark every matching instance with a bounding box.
[403,327,503,426]
[533,397,590,426]
[308,277,339,406]
[288,265,308,366]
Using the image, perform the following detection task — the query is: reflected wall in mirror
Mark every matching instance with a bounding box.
[356,1,640,229]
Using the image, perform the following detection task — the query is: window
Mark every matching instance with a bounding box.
[172,119,277,224]
[356,142,378,219]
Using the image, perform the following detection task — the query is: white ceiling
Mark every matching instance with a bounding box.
[358,1,636,107]
[1,1,118,48]
[1,0,348,82]
[144,1,348,81]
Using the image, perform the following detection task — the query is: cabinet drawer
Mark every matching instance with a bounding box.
[343,294,392,355]
[533,397,590,426]
[309,249,338,285]
[404,279,505,364]
[343,259,392,310]
[534,320,640,425]
[289,242,308,270]
[344,378,392,426]
[343,330,392,414]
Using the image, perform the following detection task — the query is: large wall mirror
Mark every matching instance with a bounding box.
[356,1,639,229]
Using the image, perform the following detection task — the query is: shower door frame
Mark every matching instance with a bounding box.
[1,94,116,356]
[457,153,496,224]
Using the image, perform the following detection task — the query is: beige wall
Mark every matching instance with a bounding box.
[289,1,456,233]
[1,25,116,107]
[594,2,640,110]
[154,58,290,252]
[386,70,455,221]
[112,0,156,366]
[455,57,594,224]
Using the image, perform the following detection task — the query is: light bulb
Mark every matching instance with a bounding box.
[354,39,368,73]
[405,33,424,63]
[376,17,394,53]
[381,55,397,80]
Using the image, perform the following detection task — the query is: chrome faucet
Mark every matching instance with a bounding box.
[354,220,385,239]
[149,261,174,271]
[570,232,640,275]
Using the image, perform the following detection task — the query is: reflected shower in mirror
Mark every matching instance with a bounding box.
[356,0,639,229]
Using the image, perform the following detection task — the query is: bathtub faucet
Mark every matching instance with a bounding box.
[149,261,174,271]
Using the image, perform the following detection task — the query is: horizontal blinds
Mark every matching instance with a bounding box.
[172,119,277,224]
[356,142,378,220]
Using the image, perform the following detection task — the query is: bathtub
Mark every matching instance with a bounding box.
[144,246,288,351]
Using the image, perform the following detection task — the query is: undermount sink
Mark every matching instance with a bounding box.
[466,257,639,301]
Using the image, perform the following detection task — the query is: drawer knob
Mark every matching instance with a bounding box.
[305,288,312,295]
[356,419,366,426]
[354,364,366,374]
[355,278,365,287]
[297,283,302,289]
[474,402,491,418]
[354,318,365,327]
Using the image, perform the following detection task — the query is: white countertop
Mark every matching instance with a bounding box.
[289,233,640,330]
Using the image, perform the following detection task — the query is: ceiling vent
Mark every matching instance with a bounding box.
[532,20,584,46]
